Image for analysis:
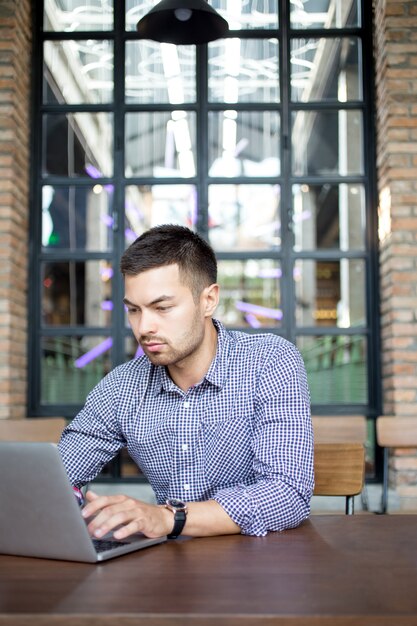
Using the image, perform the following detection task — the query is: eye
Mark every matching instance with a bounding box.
[156,305,172,312]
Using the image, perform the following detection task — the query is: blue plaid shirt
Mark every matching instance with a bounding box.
[58,319,314,536]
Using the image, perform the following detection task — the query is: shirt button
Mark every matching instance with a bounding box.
[184,484,190,491]
[182,443,188,451]
[183,401,190,408]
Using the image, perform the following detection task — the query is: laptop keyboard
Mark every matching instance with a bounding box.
[92,538,129,553]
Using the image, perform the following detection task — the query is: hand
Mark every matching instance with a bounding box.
[81,490,172,540]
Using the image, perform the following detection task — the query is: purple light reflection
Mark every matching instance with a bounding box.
[85,164,102,179]
[74,337,112,368]
[125,228,137,243]
[101,301,113,311]
[101,215,114,227]
[245,313,262,328]
[258,268,282,279]
[236,300,283,321]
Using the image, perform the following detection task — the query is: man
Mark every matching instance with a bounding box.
[58,224,314,540]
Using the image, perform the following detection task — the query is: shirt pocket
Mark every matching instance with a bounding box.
[201,413,254,486]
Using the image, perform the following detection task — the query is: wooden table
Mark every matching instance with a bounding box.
[1,515,417,625]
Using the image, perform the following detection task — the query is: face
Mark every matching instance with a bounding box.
[124,264,217,368]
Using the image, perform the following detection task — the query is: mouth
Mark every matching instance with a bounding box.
[141,342,165,353]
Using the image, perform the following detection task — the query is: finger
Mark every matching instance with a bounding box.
[113,519,143,540]
[85,490,99,501]
[81,493,125,519]
[91,508,141,539]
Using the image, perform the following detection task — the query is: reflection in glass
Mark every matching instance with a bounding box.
[297,335,367,404]
[43,40,113,104]
[42,113,113,177]
[292,184,365,251]
[126,42,195,104]
[294,259,365,328]
[41,336,112,404]
[209,111,280,177]
[290,0,360,29]
[42,185,113,251]
[291,38,361,103]
[125,185,196,245]
[292,110,363,176]
[217,260,281,328]
[208,39,279,103]
[42,261,112,327]
[43,0,114,31]
[125,112,196,178]
[208,184,280,251]
[125,0,278,31]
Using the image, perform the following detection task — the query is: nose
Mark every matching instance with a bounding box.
[133,309,157,337]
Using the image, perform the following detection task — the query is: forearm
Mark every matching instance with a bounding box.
[181,500,241,537]
[213,477,312,537]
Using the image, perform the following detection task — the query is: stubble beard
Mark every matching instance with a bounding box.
[139,310,205,368]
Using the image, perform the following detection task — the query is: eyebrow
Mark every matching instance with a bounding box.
[123,295,175,308]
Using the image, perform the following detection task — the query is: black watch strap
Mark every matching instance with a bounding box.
[165,499,187,539]
[168,510,187,539]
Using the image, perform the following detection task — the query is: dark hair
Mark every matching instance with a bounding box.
[120,224,217,298]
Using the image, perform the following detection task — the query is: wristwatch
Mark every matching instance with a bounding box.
[165,498,188,539]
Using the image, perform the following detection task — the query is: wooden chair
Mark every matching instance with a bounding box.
[313,443,366,515]
[376,416,417,513]
[0,417,67,443]
[312,415,367,444]
[312,415,369,511]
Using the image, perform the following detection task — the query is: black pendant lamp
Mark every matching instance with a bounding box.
[137,0,229,45]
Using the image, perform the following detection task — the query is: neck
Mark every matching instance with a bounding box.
[167,320,218,392]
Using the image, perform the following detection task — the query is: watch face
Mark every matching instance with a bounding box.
[166,498,186,510]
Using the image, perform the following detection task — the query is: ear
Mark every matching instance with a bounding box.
[201,283,219,317]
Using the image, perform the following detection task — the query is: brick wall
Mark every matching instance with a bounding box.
[0,0,31,419]
[374,0,417,507]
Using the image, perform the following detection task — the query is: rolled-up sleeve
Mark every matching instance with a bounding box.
[213,344,314,536]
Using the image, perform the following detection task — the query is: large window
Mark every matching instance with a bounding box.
[30,0,379,471]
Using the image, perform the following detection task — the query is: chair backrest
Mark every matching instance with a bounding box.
[0,418,67,444]
[312,415,367,444]
[376,416,417,513]
[313,442,365,514]
[376,416,417,448]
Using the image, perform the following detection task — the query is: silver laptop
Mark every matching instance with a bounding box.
[0,441,166,562]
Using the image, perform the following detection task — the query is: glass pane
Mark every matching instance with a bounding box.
[290,0,360,29]
[292,183,365,251]
[297,335,367,405]
[41,261,113,327]
[125,184,196,245]
[42,113,113,177]
[208,184,280,251]
[125,112,196,177]
[43,0,113,31]
[42,185,113,251]
[294,260,366,328]
[126,42,196,104]
[209,111,280,177]
[291,38,361,103]
[43,40,113,105]
[208,39,279,103]
[292,110,363,176]
[212,0,278,29]
[126,0,279,31]
[217,260,281,328]
[41,336,112,404]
